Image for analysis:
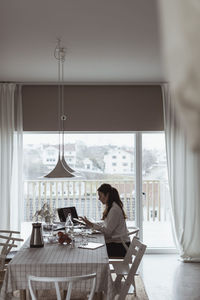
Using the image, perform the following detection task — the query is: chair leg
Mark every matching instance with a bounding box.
[133,276,136,296]
[117,274,137,299]
[114,274,131,300]
[114,274,123,289]
[117,281,131,300]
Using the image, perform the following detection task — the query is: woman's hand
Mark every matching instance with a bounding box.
[79,216,93,228]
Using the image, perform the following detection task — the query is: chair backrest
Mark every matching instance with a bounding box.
[28,273,97,300]
[112,227,139,252]
[124,228,139,250]
[116,237,146,300]
[0,230,23,271]
[124,236,146,265]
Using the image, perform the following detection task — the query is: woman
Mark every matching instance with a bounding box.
[81,183,130,258]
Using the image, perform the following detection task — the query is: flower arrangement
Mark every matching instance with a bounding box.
[34,203,55,224]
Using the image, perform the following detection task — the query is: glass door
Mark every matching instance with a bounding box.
[142,133,175,248]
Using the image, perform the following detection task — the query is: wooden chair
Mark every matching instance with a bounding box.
[28,273,97,300]
[108,227,140,260]
[0,230,24,287]
[110,237,146,299]
[112,227,139,252]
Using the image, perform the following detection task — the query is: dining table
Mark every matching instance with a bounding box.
[0,229,115,300]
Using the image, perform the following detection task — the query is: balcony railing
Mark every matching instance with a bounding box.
[24,179,170,222]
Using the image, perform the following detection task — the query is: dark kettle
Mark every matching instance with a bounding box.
[30,222,44,248]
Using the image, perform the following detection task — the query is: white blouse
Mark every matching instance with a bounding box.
[93,202,130,243]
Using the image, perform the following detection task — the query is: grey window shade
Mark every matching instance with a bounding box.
[22,85,163,131]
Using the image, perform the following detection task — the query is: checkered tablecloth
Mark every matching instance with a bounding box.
[0,234,115,300]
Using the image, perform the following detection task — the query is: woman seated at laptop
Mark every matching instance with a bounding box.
[81,183,130,258]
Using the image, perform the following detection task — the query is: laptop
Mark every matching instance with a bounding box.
[57,206,81,224]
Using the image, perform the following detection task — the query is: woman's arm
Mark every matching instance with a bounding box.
[93,207,122,238]
[80,216,93,227]
[81,205,123,238]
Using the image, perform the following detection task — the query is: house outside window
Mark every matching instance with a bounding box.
[104,148,133,174]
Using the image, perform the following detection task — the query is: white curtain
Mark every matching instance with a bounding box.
[162,84,200,261]
[0,83,23,231]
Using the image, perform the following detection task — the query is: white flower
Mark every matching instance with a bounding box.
[34,203,55,223]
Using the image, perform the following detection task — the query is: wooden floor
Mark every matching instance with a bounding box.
[141,254,200,300]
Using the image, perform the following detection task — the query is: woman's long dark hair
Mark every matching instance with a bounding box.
[97,183,126,220]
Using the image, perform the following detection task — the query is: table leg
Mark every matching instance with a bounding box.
[94,292,104,300]
[19,290,26,300]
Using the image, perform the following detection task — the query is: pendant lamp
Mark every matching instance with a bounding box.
[45,39,75,178]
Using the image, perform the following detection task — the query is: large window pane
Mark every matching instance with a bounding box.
[142,133,175,248]
[23,133,136,224]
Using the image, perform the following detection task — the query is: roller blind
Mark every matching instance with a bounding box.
[22,85,163,131]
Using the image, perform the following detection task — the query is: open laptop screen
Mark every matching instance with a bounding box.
[57,207,79,223]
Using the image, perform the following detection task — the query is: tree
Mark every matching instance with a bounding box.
[23,147,44,179]
[142,149,157,174]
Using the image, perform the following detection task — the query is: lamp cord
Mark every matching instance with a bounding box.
[61,58,64,158]
[54,38,66,160]
[58,46,61,157]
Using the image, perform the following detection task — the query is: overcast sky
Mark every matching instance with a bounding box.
[24,133,165,151]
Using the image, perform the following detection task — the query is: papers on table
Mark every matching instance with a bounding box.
[91,229,101,234]
[78,242,104,250]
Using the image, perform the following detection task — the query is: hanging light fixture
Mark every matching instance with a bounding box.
[45,39,75,178]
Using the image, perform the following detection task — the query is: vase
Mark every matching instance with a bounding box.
[43,216,53,234]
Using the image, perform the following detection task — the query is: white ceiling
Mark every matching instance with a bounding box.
[0,0,166,83]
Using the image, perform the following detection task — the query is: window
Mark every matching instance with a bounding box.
[23,132,174,250]
[23,133,135,223]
